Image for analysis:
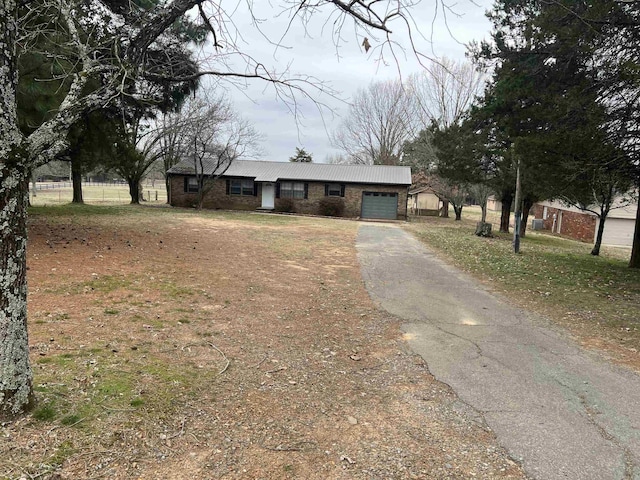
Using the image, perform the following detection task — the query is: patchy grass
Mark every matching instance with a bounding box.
[5,205,525,479]
[405,214,640,357]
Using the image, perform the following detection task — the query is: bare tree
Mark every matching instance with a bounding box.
[408,57,485,129]
[403,58,487,223]
[402,59,485,175]
[425,175,469,221]
[2,0,437,416]
[154,100,228,203]
[325,153,349,164]
[183,96,260,209]
[332,80,418,165]
[157,111,194,202]
[469,182,494,236]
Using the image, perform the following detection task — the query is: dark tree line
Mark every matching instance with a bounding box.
[404,0,640,266]
[17,0,205,205]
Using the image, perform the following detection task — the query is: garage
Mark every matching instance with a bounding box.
[600,217,635,246]
[361,192,398,220]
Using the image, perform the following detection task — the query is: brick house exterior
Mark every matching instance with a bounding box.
[531,203,596,242]
[167,159,411,220]
[531,198,639,246]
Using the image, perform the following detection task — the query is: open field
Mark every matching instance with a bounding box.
[2,205,523,479]
[30,182,167,206]
[406,210,640,370]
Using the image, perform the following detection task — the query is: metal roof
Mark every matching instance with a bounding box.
[168,159,412,185]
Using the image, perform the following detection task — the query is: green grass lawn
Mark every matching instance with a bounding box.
[405,208,640,356]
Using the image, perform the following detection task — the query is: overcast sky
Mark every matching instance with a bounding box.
[199,0,494,163]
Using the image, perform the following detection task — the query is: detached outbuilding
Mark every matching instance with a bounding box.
[408,186,446,216]
[167,159,411,220]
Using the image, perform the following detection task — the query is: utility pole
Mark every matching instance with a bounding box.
[513,155,522,254]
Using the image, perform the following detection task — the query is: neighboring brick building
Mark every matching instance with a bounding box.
[532,199,638,246]
[531,203,596,242]
[167,159,411,220]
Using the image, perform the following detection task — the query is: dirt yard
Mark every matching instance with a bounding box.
[1,206,525,479]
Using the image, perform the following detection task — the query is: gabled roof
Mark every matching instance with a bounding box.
[167,159,412,186]
[408,186,438,195]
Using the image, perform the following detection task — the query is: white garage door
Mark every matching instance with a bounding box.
[600,218,635,246]
[361,192,398,220]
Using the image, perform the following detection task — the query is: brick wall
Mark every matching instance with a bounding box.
[532,204,596,243]
[170,175,408,219]
[169,175,261,210]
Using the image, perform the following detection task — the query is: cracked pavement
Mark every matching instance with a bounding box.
[356,224,640,480]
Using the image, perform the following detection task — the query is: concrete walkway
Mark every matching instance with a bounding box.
[356,224,640,480]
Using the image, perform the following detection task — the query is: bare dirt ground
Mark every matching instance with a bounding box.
[1,207,525,479]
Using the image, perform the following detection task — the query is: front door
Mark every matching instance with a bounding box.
[261,183,275,209]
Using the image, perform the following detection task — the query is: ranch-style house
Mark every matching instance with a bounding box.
[167,159,412,220]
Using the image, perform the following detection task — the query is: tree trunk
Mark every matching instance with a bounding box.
[128,177,141,204]
[0,166,35,418]
[500,195,513,233]
[71,159,83,204]
[165,176,171,204]
[520,199,533,238]
[475,222,492,237]
[480,202,487,223]
[441,200,449,218]
[1,5,35,417]
[591,215,607,256]
[630,202,640,268]
[454,205,463,221]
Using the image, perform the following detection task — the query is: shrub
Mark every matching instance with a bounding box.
[318,197,345,217]
[276,198,295,213]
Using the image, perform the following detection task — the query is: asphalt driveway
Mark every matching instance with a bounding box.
[356,224,640,480]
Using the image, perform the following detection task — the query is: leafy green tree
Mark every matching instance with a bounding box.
[477,0,640,263]
[289,148,313,163]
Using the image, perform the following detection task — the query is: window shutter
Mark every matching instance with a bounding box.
[275,182,280,199]
[184,177,189,193]
[340,184,346,197]
[253,182,258,196]
[225,179,230,195]
[304,183,309,199]
[324,184,329,196]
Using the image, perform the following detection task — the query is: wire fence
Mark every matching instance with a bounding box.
[30,181,167,206]
[34,180,134,190]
